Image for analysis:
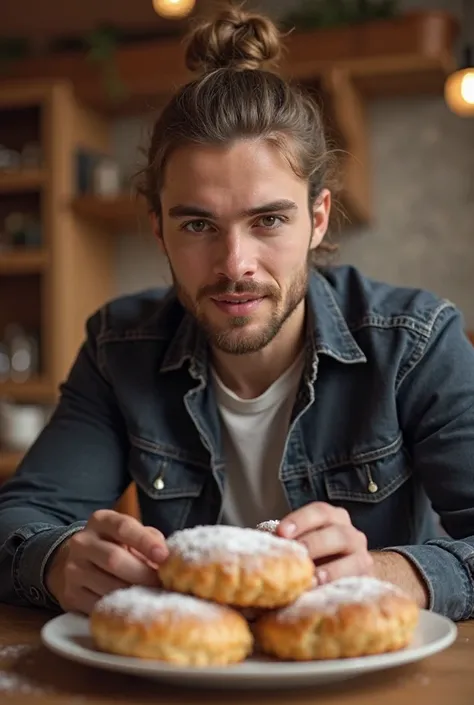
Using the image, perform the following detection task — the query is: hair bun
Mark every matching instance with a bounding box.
[185,6,282,74]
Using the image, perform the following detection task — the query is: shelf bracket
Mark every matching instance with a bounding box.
[321,68,371,226]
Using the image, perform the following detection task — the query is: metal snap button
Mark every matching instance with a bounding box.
[29,587,41,601]
[153,475,165,491]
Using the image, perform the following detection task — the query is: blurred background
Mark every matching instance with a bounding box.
[0,0,473,494]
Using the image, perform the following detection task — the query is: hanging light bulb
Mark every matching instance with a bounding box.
[461,71,474,104]
[445,48,474,117]
[152,0,196,19]
[444,1,474,117]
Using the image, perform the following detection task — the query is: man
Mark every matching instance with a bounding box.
[1,6,474,620]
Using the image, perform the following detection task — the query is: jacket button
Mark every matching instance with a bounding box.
[29,587,41,601]
[153,476,165,490]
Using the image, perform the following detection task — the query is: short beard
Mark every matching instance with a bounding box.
[170,265,308,355]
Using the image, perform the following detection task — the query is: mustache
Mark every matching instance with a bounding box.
[198,280,278,299]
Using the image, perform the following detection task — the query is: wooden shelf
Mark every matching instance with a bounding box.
[1,11,458,113]
[0,249,49,274]
[0,378,55,403]
[0,82,115,456]
[0,450,23,479]
[0,12,458,229]
[0,169,46,193]
[71,194,149,229]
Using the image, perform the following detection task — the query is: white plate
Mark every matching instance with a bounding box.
[41,610,457,690]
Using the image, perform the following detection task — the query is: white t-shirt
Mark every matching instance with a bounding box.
[212,352,305,528]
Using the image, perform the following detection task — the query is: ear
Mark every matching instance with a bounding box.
[150,213,166,254]
[310,189,331,250]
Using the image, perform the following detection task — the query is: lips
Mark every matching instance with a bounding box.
[211,296,265,316]
[214,297,260,304]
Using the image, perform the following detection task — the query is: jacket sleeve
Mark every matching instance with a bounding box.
[0,309,130,610]
[385,302,474,620]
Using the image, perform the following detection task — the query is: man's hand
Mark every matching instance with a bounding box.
[45,510,169,615]
[277,503,430,605]
[278,502,374,584]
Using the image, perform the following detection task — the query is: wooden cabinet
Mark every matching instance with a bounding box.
[0,82,114,478]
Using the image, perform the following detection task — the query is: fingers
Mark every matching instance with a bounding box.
[277,502,373,588]
[313,552,375,586]
[61,584,100,616]
[127,527,168,568]
[49,512,170,615]
[278,503,351,540]
[69,530,160,587]
[88,510,169,563]
[65,560,129,598]
[299,524,368,563]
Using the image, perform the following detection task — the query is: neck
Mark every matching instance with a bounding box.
[211,300,306,399]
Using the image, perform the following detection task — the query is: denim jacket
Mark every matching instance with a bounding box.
[1,266,474,620]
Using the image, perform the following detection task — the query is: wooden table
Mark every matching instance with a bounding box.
[0,605,472,705]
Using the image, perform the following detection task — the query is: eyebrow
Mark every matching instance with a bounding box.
[168,199,298,219]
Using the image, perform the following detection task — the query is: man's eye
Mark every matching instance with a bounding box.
[257,215,285,229]
[183,220,211,233]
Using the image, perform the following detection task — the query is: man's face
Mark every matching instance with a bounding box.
[156,139,329,354]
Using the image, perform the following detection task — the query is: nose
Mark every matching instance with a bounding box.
[213,230,257,281]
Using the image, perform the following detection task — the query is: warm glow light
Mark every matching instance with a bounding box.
[152,0,195,19]
[445,67,474,117]
[460,71,474,104]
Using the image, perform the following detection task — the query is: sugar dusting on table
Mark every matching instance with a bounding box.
[0,645,33,660]
[94,586,225,624]
[0,643,52,695]
[0,672,50,695]
[276,577,404,620]
[167,525,308,565]
[396,672,431,688]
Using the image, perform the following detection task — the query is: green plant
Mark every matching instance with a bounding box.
[283,0,398,31]
[0,37,30,74]
[84,25,128,102]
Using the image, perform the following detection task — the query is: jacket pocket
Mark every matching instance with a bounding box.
[320,436,415,548]
[128,436,208,534]
[323,436,412,504]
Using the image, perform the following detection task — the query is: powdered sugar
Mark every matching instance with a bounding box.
[0,672,49,695]
[167,525,308,566]
[256,520,280,534]
[396,673,431,687]
[0,644,51,695]
[276,577,405,621]
[94,586,225,624]
[0,645,33,660]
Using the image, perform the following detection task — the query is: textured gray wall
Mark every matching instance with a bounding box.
[338,98,474,324]
[112,0,474,327]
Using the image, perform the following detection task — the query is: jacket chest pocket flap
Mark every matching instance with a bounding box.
[323,438,413,504]
[128,437,208,500]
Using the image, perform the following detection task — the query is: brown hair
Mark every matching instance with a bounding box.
[137,4,339,260]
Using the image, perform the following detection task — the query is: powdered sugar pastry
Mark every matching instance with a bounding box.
[167,525,308,566]
[277,577,405,621]
[94,586,225,624]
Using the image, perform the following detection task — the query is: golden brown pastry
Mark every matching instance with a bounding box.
[254,576,419,660]
[159,525,314,608]
[256,520,280,534]
[90,586,253,666]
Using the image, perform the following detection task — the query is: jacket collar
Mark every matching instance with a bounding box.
[307,269,366,364]
[160,268,366,373]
